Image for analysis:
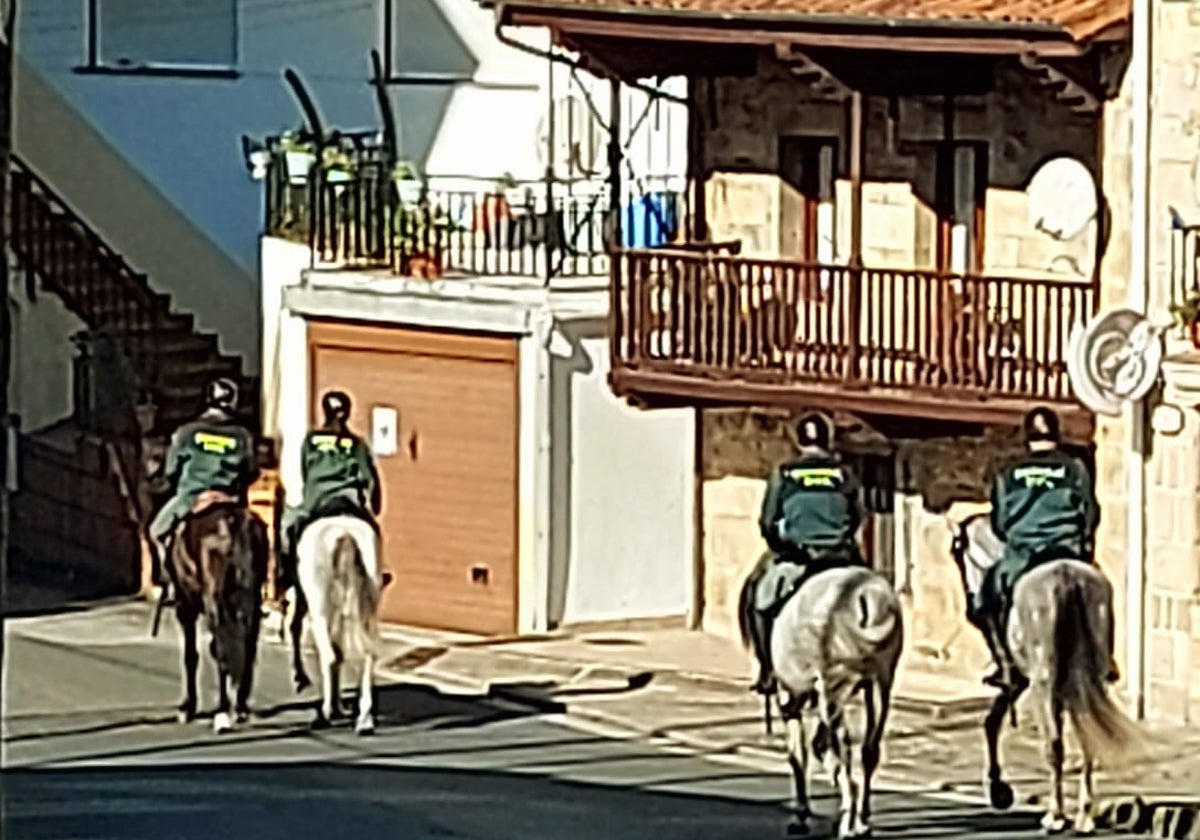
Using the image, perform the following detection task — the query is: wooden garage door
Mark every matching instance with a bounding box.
[309,320,518,635]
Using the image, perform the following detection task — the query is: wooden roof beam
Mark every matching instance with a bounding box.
[501,9,1090,58]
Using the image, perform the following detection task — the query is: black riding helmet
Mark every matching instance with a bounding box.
[205,377,239,413]
[1023,406,1061,444]
[321,390,352,425]
[796,412,833,451]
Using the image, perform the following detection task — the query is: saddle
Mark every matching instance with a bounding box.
[188,490,240,519]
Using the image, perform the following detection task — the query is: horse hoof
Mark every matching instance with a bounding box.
[213,712,234,734]
[354,714,376,736]
[1074,818,1096,837]
[176,704,196,724]
[785,819,809,837]
[235,709,250,724]
[1040,814,1069,835]
[294,673,311,693]
[989,779,1015,811]
[311,713,331,731]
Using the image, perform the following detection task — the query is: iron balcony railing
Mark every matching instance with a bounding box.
[262,132,686,279]
[614,249,1097,404]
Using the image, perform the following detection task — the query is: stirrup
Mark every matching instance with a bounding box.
[751,671,777,696]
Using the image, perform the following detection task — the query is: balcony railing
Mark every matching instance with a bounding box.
[614,249,1096,405]
[1171,221,1200,310]
[262,132,685,279]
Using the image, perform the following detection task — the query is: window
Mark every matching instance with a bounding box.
[384,0,474,83]
[86,0,238,75]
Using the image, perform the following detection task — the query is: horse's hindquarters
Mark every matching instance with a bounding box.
[772,568,903,696]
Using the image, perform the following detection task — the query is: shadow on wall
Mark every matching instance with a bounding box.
[14,58,260,365]
[546,319,598,630]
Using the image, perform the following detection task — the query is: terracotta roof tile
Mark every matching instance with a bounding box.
[506,0,1130,41]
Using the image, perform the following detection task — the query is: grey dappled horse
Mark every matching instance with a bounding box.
[740,565,904,839]
[952,514,1143,834]
[291,514,383,734]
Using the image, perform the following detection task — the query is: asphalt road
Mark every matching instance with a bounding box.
[1,600,1140,840]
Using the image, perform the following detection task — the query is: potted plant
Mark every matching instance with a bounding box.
[1169,290,1200,349]
[496,172,526,208]
[280,132,316,185]
[321,146,355,184]
[394,200,443,279]
[392,160,424,205]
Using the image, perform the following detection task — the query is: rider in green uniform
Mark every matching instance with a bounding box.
[147,378,259,583]
[276,391,384,596]
[744,412,867,695]
[977,406,1107,692]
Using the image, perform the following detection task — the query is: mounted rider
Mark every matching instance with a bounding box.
[276,390,385,596]
[147,377,259,584]
[975,406,1111,692]
[744,412,868,695]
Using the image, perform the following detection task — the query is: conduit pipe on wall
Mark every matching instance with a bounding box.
[1127,0,1151,720]
[492,18,688,106]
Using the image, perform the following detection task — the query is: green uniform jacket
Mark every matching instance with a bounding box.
[165,416,258,504]
[300,430,381,518]
[990,448,1098,563]
[759,451,866,555]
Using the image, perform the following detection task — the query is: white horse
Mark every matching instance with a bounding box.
[742,565,904,839]
[292,514,383,735]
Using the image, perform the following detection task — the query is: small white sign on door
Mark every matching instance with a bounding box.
[371,406,398,457]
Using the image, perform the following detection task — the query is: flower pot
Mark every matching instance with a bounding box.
[285,150,315,185]
[1189,320,1200,350]
[406,251,443,279]
[394,178,424,205]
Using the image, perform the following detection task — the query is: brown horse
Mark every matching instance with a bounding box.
[168,490,269,733]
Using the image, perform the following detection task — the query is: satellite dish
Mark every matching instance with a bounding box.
[536,95,604,179]
[1067,308,1165,416]
[1026,157,1098,241]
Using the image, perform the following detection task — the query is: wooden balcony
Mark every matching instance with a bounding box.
[610,249,1097,436]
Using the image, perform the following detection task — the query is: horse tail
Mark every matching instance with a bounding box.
[846,574,901,648]
[328,533,379,661]
[1054,577,1142,763]
[208,511,256,686]
[737,561,759,651]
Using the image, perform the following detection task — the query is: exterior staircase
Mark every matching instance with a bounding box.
[6,156,258,432]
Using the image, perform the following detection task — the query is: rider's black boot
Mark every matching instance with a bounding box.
[749,610,777,695]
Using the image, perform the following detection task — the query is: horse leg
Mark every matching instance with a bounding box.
[213,665,234,734]
[1038,696,1068,834]
[234,628,258,723]
[177,606,199,723]
[855,678,891,838]
[983,688,1019,810]
[354,649,376,736]
[817,682,858,840]
[289,593,311,693]
[1074,757,1096,836]
[783,700,811,836]
[308,613,338,728]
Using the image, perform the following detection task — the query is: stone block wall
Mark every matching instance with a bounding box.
[700,52,1102,281]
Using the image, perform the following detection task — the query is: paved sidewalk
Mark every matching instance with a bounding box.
[363,622,1200,812]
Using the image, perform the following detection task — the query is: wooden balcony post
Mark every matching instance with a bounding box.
[687,76,708,243]
[845,90,864,382]
[608,78,623,250]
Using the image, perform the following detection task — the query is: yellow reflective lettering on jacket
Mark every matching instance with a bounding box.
[1012,464,1067,488]
[783,466,842,488]
[193,431,239,454]
[310,434,355,453]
